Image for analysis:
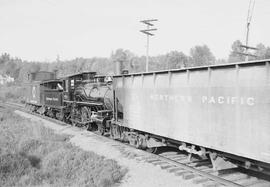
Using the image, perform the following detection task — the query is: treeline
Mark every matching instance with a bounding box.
[1,40,270,83]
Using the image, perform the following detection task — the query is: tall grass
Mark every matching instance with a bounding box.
[0,110,126,187]
[0,84,27,103]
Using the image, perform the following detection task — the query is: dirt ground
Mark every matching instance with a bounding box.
[15,110,199,187]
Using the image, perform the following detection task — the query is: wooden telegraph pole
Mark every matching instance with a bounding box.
[140,19,158,72]
[240,0,257,61]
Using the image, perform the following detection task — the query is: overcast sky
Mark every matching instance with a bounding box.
[0,0,270,61]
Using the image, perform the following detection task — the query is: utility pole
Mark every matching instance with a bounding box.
[140,19,158,72]
[240,0,257,61]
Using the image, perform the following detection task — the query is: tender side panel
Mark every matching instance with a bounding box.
[114,62,270,164]
[43,89,63,108]
[26,82,41,105]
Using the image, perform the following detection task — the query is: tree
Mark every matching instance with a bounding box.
[166,51,189,69]
[149,55,167,71]
[265,47,270,59]
[254,43,270,60]
[0,53,11,64]
[215,58,227,65]
[190,45,215,66]
[91,58,112,74]
[130,56,145,73]
[228,40,245,63]
[111,49,135,72]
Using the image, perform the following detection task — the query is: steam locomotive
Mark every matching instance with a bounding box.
[25,59,270,174]
[25,71,114,132]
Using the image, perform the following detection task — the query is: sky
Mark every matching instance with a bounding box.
[0,0,270,62]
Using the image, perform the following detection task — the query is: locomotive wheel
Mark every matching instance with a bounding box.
[70,107,78,126]
[81,107,89,129]
[70,103,78,126]
[71,113,76,126]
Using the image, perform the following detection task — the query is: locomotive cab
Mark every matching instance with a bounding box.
[38,79,65,119]
[62,72,97,102]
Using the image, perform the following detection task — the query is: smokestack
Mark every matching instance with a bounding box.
[114,60,123,75]
[53,70,58,79]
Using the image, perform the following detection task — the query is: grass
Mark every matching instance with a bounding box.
[0,84,27,103]
[0,110,127,187]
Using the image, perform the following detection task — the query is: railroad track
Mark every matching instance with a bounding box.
[1,101,270,187]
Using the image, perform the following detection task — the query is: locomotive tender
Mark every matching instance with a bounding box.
[25,59,270,173]
[25,71,57,108]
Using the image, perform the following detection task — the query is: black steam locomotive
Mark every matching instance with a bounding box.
[25,71,115,134]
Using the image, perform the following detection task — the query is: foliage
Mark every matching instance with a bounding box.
[166,51,189,69]
[0,84,27,103]
[228,40,246,63]
[190,45,215,66]
[1,40,270,82]
[0,111,126,187]
[254,43,270,60]
[228,40,270,63]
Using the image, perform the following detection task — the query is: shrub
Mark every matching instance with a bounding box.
[0,153,32,186]
[0,110,127,187]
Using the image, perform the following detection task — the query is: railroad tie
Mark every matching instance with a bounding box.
[192,177,210,184]
[174,170,191,177]
[248,181,270,187]
[235,177,258,186]
[201,180,223,187]
[167,167,185,173]
[182,172,198,180]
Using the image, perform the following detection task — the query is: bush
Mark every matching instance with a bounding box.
[0,153,32,186]
[0,111,126,187]
[0,85,27,103]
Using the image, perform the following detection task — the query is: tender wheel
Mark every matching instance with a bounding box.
[56,111,64,121]
[98,124,105,135]
[47,109,55,118]
[30,105,35,113]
